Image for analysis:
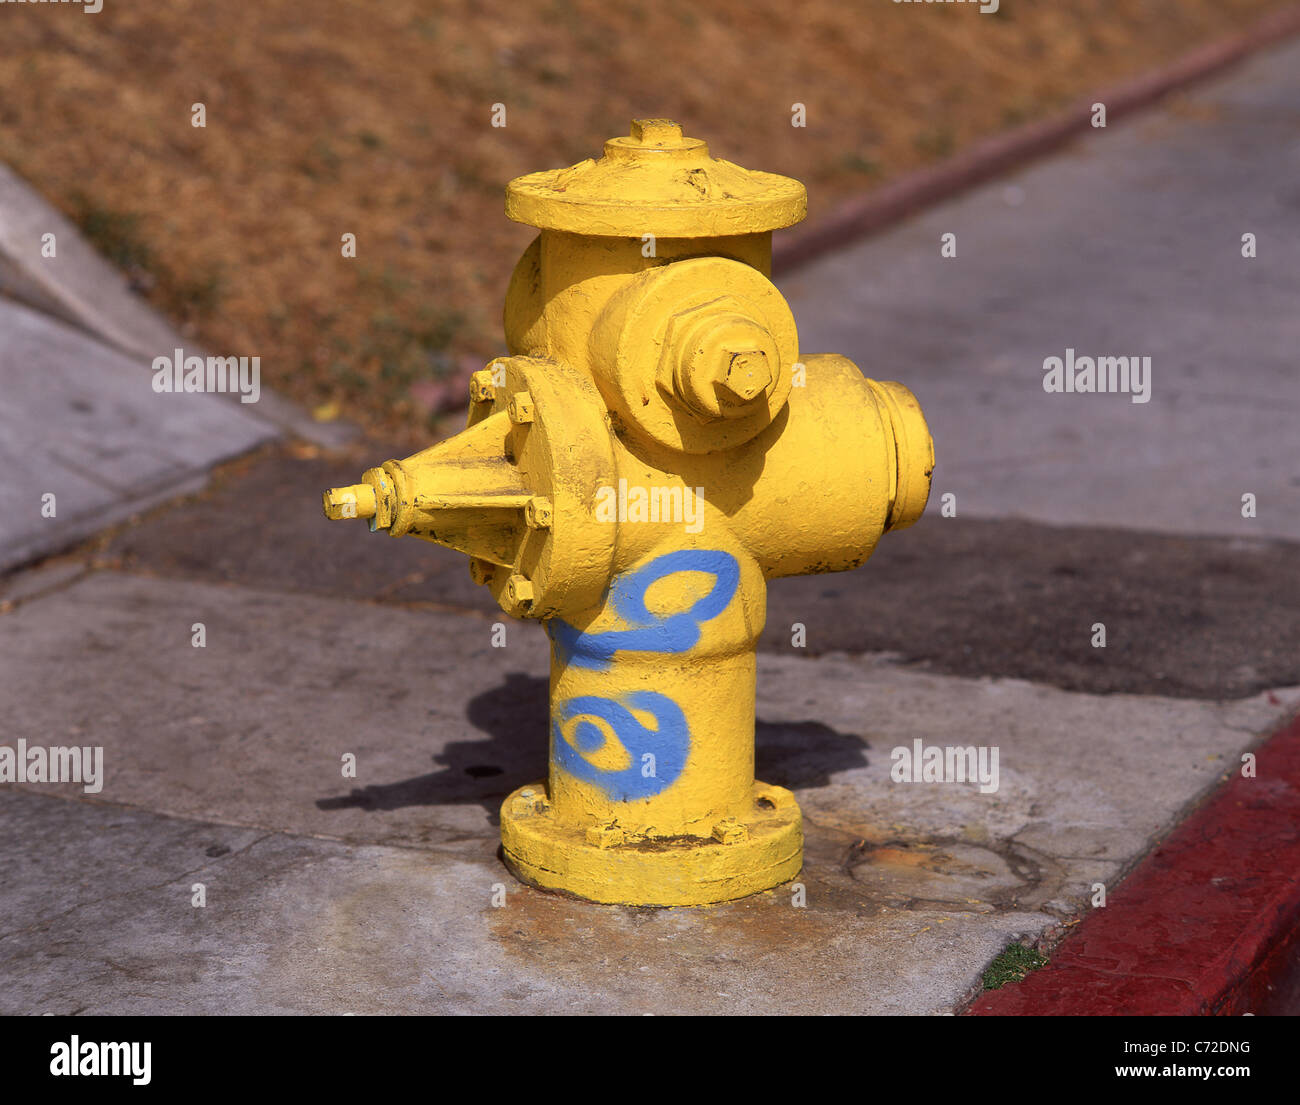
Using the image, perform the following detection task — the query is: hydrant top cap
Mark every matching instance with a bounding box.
[505,119,807,238]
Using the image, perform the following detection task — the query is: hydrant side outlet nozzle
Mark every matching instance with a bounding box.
[320,120,935,907]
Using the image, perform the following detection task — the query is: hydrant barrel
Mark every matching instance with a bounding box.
[320,119,934,907]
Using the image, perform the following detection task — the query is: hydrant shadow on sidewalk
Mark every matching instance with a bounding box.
[315,672,868,825]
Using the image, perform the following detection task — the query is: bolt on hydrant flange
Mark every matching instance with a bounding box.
[322,119,934,907]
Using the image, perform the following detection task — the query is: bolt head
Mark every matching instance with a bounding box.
[712,817,750,845]
[510,790,547,816]
[469,370,496,404]
[507,392,535,424]
[506,574,534,606]
[585,823,626,849]
[524,496,553,529]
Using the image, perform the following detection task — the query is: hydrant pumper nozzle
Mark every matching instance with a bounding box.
[322,119,934,906]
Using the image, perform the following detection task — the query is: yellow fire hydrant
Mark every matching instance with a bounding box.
[323,119,933,906]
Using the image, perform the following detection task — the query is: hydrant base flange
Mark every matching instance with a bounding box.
[500,781,803,907]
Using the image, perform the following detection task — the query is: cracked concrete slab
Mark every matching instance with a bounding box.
[780,38,1300,540]
[1,572,1295,1014]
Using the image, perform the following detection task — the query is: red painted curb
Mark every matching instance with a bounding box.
[968,707,1300,1016]
[773,5,1300,276]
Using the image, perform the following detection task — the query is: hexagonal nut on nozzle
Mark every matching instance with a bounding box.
[322,483,377,521]
[720,349,772,405]
[671,311,778,421]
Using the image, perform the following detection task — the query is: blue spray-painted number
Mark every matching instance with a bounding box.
[548,548,739,801]
[553,691,689,801]
[548,548,740,670]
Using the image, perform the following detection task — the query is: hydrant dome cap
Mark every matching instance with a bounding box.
[505,119,807,237]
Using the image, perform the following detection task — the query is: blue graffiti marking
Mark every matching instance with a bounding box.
[547,549,739,801]
[553,691,689,801]
[548,548,740,670]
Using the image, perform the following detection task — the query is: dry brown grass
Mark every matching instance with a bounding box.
[0,0,1290,438]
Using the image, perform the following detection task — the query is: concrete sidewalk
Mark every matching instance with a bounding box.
[1,573,1293,1015]
[783,38,1300,541]
[0,157,356,572]
[1,38,1298,1015]
[0,297,276,571]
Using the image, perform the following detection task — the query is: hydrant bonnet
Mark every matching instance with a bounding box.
[505,119,808,238]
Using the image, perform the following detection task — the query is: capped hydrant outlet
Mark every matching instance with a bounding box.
[321,119,935,907]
